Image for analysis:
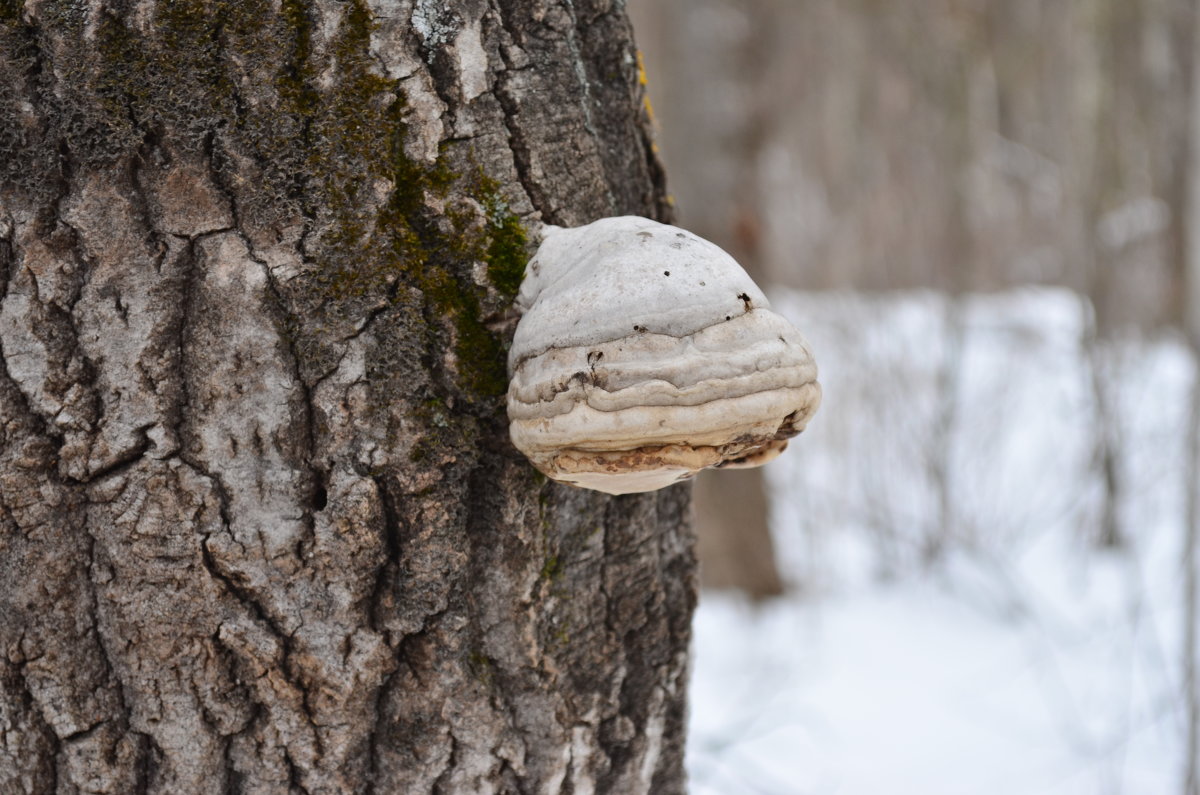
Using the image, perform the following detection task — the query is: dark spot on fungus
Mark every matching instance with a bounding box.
[663,270,670,276]
[738,292,752,310]
[699,281,706,286]
[587,350,603,367]
[633,324,647,333]
[725,315,731,321]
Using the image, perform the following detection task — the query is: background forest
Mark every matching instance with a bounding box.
[630,0,1200,792]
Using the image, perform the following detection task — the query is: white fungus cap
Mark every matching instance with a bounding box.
[507,216,821,495]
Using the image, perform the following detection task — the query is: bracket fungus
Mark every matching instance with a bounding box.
[506,216,821,495]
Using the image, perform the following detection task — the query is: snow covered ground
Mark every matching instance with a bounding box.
[688,289,1195,795]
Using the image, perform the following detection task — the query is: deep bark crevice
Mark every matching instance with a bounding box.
[488,0,554,223]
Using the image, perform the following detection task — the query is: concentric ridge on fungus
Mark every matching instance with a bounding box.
[506,216,822,494]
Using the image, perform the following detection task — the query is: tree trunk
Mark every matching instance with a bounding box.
[0,2,693,793]
[692,469,782,600]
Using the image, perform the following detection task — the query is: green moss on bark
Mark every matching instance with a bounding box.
[479,178,530,300]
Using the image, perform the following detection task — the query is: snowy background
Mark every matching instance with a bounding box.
[688,288,1194,794]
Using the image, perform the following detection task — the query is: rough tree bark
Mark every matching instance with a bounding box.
[0,1,693,793]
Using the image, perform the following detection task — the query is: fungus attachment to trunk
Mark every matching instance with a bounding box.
[506,216,821,494]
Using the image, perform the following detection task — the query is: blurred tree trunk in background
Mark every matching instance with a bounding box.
[693,468,782,599]
[0,2,695,792]
[630,0,785,599]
